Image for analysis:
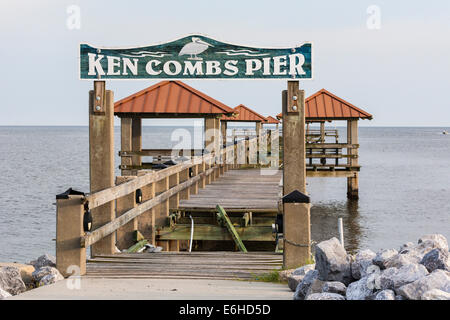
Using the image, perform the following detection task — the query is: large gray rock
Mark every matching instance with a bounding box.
[306,292,345,300]
[292,264,315,276]
[373,249,398,269]
[322,281,347,296]
[346,276,374,300]
[293,269,319,300]
[351,249,376,280]
[385,253,420,269]
[305,278,327,298]
[417,234,448,253]
[0,287,12,299]
[29,254,56,269]
[288,275,304,292]
[379,264,428,291]
[32,266,63,285]
[287,263,316,291]
[375,289,395,300]
[399,242,415,253]
[397,269,450,300]
[39,273,63,286]
[421,289,450,300]
[0,266,26,295]
[315,238,352,285]
[420,248,449,272]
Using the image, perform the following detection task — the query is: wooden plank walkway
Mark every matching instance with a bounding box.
[86,251,283,280]
[178,169,282,211]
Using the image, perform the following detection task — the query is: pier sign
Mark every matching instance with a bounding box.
[79,35,312,80]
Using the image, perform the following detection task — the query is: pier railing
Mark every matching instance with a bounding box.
[55,132,280,277]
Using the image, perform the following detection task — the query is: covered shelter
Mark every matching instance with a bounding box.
[263,115,280,130]
[277,89,372,199]
[114,80,235,175]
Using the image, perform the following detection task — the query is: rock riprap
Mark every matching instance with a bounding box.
[292,234,450,300]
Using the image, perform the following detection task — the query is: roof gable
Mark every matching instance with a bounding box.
[276,89,372,120]
[221,104,267,122]
[264,116,280,124]
[114,80,234,116]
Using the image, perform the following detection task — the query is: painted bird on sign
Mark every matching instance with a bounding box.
[179,37,214,60]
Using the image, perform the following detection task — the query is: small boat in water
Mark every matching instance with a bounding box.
[443,130,448,135]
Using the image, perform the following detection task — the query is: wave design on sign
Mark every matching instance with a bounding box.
[216,49,269,57]
[120,51,172,58]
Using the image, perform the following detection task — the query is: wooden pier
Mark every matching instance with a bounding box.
[86,251,282,280]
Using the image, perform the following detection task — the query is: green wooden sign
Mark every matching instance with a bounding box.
[79,34,312,80]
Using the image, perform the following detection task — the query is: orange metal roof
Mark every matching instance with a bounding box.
[221,104,267,122]
[264,116,280,124]
[114,80,234,117]
[276,89,372,120]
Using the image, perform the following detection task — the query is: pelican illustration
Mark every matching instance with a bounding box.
[179,37,214,60]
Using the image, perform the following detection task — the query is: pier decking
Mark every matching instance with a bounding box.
[86,251,283,280]
[178,169,282,212]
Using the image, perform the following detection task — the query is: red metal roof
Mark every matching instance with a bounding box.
[264,116,280,124]
[114,80,234,117]
[276,89,372,120]
[221,104,267,122]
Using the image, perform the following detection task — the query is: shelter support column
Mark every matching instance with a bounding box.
[120,117,132,176]
[347,120,359,200]
[256,122,261,165]
[89,81,115,257]
[205,117,219,181]
[131,118,142,176]
[221,121,227,173]
[282,81,311,269]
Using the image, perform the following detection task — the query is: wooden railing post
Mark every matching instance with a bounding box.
[89,81,115,256]
[140,178,156,245]
[115,176,137,250]
[56,194,86,277]
[179,168,190,200]
[189,164,199,195]
[198,160,206,188]
[155,177,170,251]
[169,172,180,210]
[120,117,132,176]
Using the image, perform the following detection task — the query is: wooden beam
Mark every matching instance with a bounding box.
[157,224,274,242]
[131,118,142,176]
[89,81,115,256]
[282,81,311,269]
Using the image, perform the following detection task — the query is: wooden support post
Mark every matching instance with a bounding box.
[256,122,262,165]
[139,177,156,245]
[131,118,142,175]
[169,172,180,209]
[221,121,227,174]
[320,122,325,143]
[347,120,359,200]
[180,168,190,200]
[89,81,115,257]
[198,161,206,189]
[56,194,86,277]
[115,176,137,251]
[282,81,311,269]
[190,165,199,194]
[120,117,132,176]
[155,177,174,251]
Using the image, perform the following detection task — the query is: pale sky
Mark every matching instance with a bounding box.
[0,0,449,126]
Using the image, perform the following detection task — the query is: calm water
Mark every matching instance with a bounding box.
[0,126,449,262]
